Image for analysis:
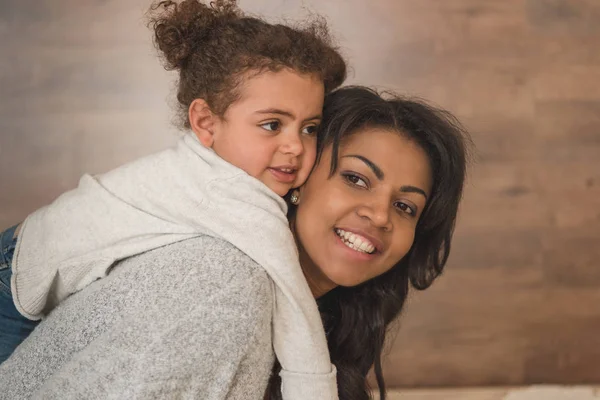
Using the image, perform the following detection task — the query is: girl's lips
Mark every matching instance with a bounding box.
[268,167,298,183]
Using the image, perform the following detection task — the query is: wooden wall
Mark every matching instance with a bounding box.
[1,0,599,388]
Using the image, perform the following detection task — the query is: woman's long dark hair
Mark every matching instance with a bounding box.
[268,86,472,400]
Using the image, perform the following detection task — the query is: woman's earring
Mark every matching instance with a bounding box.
[290,190,300,205]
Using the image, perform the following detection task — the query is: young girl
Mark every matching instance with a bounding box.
[0,0,346,398]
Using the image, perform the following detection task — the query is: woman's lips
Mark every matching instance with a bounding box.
[332,229,379,261]
[334,227,384,253]
[334,228,376,254]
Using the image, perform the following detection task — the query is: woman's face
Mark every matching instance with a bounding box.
[293,128,432,297]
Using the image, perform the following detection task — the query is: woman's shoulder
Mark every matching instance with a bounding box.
[0,235,276,399]
[117,235,274,305]
[150,235,271,280]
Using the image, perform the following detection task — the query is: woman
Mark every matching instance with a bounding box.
[0,86,470,400]
[277,86,470,399]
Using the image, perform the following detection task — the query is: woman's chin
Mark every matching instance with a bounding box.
[324,270,372,288]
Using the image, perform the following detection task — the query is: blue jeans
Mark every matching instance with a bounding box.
[0,225,40,364]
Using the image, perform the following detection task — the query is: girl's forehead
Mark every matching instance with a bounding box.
[232,69,324,109]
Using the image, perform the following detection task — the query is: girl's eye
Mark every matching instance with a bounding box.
[342,173,368,189]
[302,125,318,136]
[260,121,280,132]
[394,201,416,216]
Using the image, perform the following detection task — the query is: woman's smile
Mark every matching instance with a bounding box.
[334,227,383,254]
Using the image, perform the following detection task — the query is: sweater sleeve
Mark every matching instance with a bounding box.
[0,237,275,400]
[279,366,338,399]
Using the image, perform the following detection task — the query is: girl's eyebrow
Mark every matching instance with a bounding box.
[255,108,321,123]
[341,154,428,200]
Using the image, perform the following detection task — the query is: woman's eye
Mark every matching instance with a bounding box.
[302,125,318,136]
[343,173,368,189]
[395,201,415,216]
[260,121,280,132]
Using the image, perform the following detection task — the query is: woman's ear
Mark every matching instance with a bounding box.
[189,99,217,148]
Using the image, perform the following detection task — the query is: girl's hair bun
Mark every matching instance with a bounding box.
[148,0,240,70]
[148,0,346,129]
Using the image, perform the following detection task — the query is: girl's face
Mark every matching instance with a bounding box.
[208,68,324,196]
[293,128,433,297]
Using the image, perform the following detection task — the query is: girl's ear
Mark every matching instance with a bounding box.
[189,99,217,148]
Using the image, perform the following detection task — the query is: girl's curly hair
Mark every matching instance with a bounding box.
[148,0,347,128]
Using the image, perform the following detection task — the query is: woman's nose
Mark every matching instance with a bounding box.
[357,197,392,231]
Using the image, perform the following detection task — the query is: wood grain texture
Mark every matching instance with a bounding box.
[1,0,598,388]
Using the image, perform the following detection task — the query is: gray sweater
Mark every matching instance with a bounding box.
[0,236,276,399]
[13,134,337,399]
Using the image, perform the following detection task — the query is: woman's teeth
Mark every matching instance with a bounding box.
[335,228,376,254]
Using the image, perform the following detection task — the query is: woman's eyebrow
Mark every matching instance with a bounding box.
[255,108,321,123]
[341,154,428,199]
[342,155,384,179]
[400,185,428,200]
